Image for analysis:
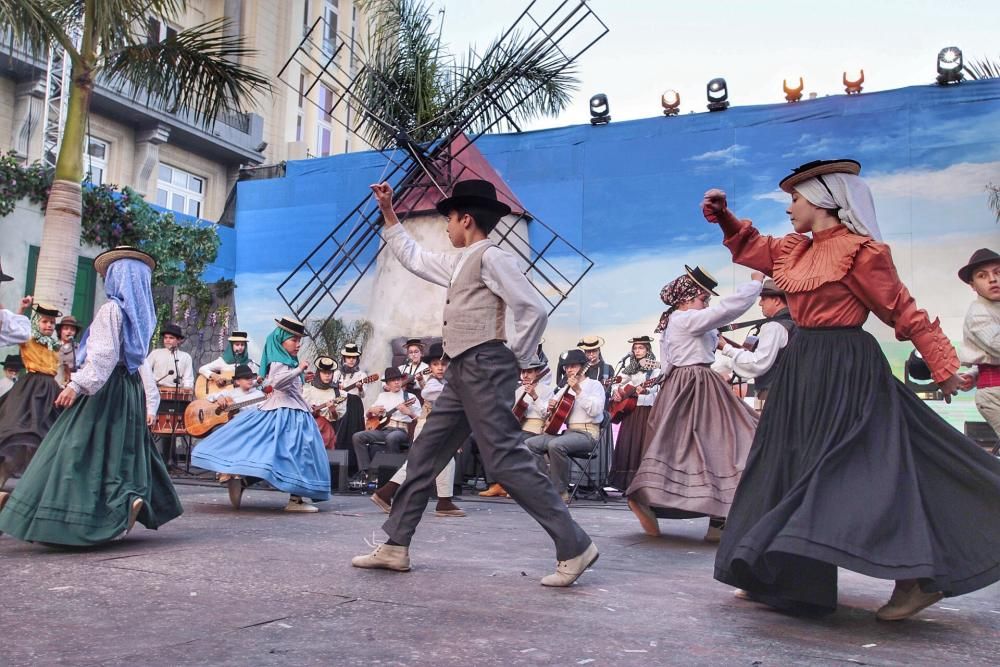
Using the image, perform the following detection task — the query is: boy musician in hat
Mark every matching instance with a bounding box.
[0,303,64,489]
[206,363,265,408]
[956,248,1000,438]
[302,356,345,449]
[55,315,81,387]
[352,366,421,480]
[355,179,596,587]
[146,323,194,389]
[0,355,24,398]
[198,331,258,390]
[718,278,796,405]
[372,342,465,517]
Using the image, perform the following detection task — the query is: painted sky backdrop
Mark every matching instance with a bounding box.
[233,79,999,423]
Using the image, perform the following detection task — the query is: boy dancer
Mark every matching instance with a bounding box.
[957,248,1000,437]
[353,179,597,587]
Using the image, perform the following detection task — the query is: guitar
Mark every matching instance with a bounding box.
[609,374,667,424]
[311,395,349,417]
[194,369,262,399]
[513,368,551,422]
[543,363,591,435]
[340,373,380,393]
[185,390,271,438]
[365,397,418,431]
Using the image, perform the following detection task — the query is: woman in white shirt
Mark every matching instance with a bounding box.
[627,266,761,542]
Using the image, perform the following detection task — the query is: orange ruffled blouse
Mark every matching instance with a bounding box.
[718,211,959,383]
[20,338,59,376]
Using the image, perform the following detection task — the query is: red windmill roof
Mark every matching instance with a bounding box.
[393,134,527,218]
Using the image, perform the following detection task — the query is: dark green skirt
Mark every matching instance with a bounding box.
[0,366,183,546]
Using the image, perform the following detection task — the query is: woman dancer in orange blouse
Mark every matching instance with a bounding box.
[704,159,1000,622]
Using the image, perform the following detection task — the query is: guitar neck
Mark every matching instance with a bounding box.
[225,393,269,413]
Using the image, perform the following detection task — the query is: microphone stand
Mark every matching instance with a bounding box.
[168,348,182,470]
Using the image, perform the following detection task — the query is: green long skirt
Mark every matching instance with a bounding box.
[0,366,183,546]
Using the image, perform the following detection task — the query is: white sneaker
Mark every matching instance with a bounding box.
[284,497,319,513]
[541,542,599,587]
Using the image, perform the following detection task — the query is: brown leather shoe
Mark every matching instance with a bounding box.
[479,483,508,497]
[434,498,466,517]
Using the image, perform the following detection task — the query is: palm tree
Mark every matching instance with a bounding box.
[355,0,578,148]
[0,0,270,311]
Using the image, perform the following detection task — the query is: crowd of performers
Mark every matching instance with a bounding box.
[0,160,998,620]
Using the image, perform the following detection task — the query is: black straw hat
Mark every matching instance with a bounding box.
[233,364,255,380]
[383,367,404,381]
[435,179,512,218]
[161,323,185,339]
[957,248,1000,284]
[562,349,588,366]
[422,342,445,363]
[3,354,24,371]
[684,265,720,296]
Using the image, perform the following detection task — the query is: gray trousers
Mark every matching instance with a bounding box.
[525,431,596,494]
[352,428,408,471]
[382,342,592,560]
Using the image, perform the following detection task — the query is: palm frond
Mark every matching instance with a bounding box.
[0,0,82,63]
[90,0,186,54]
[987,183,1000,224]
[964,56,1000,80]
[100,17,271,128]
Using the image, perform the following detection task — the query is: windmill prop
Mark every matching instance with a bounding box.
[275,0,609,331]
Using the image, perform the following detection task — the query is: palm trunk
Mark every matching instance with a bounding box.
[33,59,92,311]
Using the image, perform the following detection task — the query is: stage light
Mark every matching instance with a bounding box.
[589,93,611,125]
[661,89,680,116]
[706,78,729,112]
[844,69,864,95]
[936,46,964,85]
[783,77,803,103]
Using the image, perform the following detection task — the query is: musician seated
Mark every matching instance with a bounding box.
[482,360,554,498]
[302,356,345,450]
[147,323,194,389]
[205,364,264,409]
[351,367,422,481]
[198,331,258,391]
[525,349,606,503]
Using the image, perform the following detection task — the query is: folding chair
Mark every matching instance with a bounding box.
[567,411,612,504]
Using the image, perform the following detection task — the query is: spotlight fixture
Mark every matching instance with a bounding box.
[936,46,964,85]
[661,89,680,116]
[706,78,729,112]
[589,93,611,125]
[843,69,864,95]
[783,77,803,103]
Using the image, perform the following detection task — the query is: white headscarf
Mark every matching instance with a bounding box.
[793,173,883,241]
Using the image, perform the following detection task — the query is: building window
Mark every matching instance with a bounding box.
[316,84,333,156]
[84,137,108,185]
[317,126,332,157]
[147,17,178,44]
[156,164,204,218]
[296,114,304,142]
[323,0,338,53]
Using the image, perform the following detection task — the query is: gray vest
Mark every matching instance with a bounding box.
[442,243,507,358]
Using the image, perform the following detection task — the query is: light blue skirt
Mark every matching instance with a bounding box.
[191,407,331,500]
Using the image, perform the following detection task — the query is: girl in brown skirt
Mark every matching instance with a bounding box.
[607,335,660,491]
[627,266,762,541]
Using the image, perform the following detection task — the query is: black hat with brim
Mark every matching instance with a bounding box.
[422,342,445,363]
[383,367,404,382]
[759,278,786,298]
[957,248,1000,284]
[233,364,255,379]
[3,354,24,370]
[562,349,588,366]
[684,265,720,296]
[435,179,512,218]
[161,323,185,339]
[0,258,12,282]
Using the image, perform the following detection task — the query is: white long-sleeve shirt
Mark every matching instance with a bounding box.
[0,309,31,347]
[515,381,555,420]
[66,301,160,417]
[720,320,789,379]
[421,376,447,405]
[147,347,194,388]
[663,280,762,367]
[961,296,1000,367]
[382,224,546,368]
[560,377,605,424]
[612,367,662,407]
[370,389,423,424]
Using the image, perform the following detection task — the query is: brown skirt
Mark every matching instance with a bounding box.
[315,415,337,450]
[608,405,651,491]
[626,365,759,518]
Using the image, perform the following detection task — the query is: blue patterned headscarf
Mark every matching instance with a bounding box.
[259,327,299,377]
[77,258,156,373]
